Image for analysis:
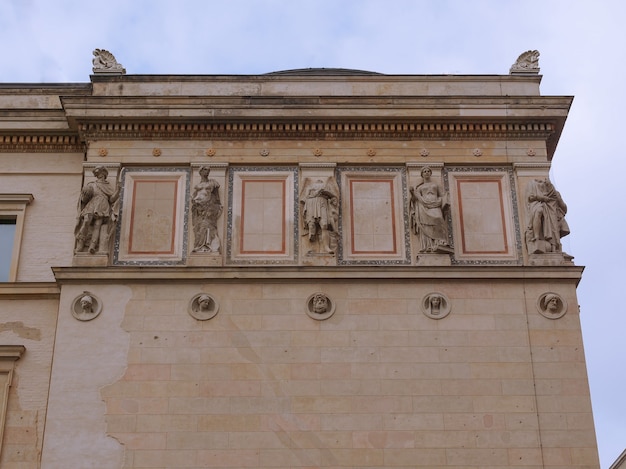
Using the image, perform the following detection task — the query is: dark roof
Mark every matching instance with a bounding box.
[265,68,383,76]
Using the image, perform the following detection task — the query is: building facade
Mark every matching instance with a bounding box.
[0,50,600,468]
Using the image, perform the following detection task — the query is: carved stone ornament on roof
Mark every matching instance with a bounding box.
[510,50,540,75]
[92,49,126,75]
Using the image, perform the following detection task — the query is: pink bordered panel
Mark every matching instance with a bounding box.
[116,169,189,264]
[240,179,286,254]
[339,169,408,263]
[448,170,519,262]
[129,179,178,254]
[228,169,296,263]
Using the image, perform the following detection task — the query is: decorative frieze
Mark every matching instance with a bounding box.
[65,162,574,268]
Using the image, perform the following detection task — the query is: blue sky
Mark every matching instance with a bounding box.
[1,0,625,466]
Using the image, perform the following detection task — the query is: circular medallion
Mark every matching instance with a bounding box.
[71,291,103,321]
[537,292,567,319]
[421,292,451,319]
[305,292,335,320]
[189,293,220,321]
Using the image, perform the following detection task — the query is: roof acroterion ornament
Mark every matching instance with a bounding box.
[509,50,540,75]
[92,49,126,75]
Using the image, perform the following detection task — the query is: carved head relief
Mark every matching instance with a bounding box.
[189,293,219,321]
[71,291,102,321]
[306,292,335,320]
[537,292,567,319]
[421,292,451,319]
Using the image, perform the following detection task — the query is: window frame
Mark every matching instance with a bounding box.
[0,345,25,458]
[0,194,33,282]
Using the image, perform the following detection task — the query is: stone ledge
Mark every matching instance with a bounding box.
[51,265,584,284]
[0,283,60,299]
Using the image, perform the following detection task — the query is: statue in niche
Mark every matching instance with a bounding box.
[191,166,223,253]
[300,177,339,255]
[92,49,126,74]
[75,166,119,254]
[525,177,570,254]
[409,166,452,254]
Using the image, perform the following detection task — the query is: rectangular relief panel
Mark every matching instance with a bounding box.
[115,168,189,265]
[338,168,410,264]
[447,168,521,263]
[227,168,297,264]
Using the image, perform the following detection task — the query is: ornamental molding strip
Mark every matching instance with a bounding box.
[0,135,85,153]
[76,121,556,141]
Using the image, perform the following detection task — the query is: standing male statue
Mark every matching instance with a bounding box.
[300,177,339,255]
[525,177,570,254]
[75,166,119,254]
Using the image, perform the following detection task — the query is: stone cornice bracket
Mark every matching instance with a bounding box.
[0,345,25,362]
[513,162,551,171]
[191,162,229,171]
[510,50,540,75]
[299,162,337,169]
[406,162,444,170]
[92,49,126,75]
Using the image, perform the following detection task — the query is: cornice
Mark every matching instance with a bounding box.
[52,265,584,284]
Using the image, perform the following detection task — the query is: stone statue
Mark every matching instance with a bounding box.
[300,177,339,255]
[410,167,452,254]
[510,50,540,74]
[191,166,222,253]
[92,49,126,74]
[75,166,119,254]
[525,177,570,254]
